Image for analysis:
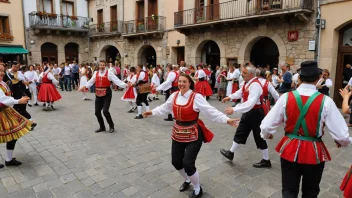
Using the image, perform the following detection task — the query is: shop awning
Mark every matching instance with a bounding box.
[0,46,28,54]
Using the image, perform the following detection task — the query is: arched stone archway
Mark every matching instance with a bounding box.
[190,37,226,65]
[41,42,58,64]
[99,45,121,64]
[136,45,157,67]
[64,42,79,63]
[238,30,286,65]
[97,42,123,61]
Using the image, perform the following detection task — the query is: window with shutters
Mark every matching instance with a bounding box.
[62,1,74,16]
[0,16,10,34]
[38,0,53,13]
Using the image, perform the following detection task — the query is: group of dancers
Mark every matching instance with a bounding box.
[1,59,352,198]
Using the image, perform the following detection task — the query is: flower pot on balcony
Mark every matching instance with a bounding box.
[0,34,14,41]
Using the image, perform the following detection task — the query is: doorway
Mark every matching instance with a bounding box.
[335,23,352,106]
[250,37,279,69]
[64,43,79,63]
[177,47,185,65]
[202,40,220,88]
[41,42,58,64]
[105,46,120,64]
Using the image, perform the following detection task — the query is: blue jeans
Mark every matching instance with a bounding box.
[90,83,95,93]
[64,75,71,91]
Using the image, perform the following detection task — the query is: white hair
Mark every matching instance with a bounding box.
[255,68,261,77]
[245,65,256,75]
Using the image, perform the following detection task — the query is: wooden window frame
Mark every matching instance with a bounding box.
[0,16,10,35]
[38,0,53,13]
[62,1,75,16]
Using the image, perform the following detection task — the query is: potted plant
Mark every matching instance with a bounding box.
[70,15,78,20]
[0,34,14,41]
[99,23,105,32]
[48,13,57,19]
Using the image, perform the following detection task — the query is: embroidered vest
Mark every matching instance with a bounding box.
[136,71,148,84]
[171,91,199,142]
[42,73,52,83]
[95,71,110,88]
[242,78,262,110]
[171,71,179,87]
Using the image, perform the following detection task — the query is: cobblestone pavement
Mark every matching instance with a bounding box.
[0,90,350,198]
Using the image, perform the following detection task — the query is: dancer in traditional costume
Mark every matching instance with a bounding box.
[24,65,39,107]
[121,67,137,113]
[79,64,89,100]
[38,67,61,111]
[150,68,160,100]
[4,63,37,131]
[143,73,239,198]
[220,65,271,168]
[79,60,127,133]
[194,65,212,97]
[256,69,279,115]
[218,65,228,101]
[134,65,151,119]
[261,61,352,197]
[0,63,32,167]
[156,64,179,121]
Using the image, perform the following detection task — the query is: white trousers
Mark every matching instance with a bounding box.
[28,83,37,105]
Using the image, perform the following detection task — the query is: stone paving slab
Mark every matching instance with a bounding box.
[0,90,350,197]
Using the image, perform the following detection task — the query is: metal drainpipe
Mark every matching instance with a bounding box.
[21,0,28,65]
[316,0,322,64]
[87,0,90,63]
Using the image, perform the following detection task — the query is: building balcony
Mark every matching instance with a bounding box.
[29,12,90,33]
[0,33,14,42]
[122,16,166,38]
[174,0,314,30]
[89,21,123,38]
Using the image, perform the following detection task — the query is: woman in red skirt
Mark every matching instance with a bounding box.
[121,67,137,113]
[194,65,212,98]
[38,67,62,111]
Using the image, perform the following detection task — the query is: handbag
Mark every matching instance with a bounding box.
[96,88,107,97]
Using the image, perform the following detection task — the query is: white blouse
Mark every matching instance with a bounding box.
[152,90,230,124]
[0,81,18,106]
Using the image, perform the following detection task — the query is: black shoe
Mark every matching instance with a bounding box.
[164,118,173,121]
[95,128,106,133]
[34,103,39,106]
[148,98,152,102]
[109,128,114,133]
[189,186,203,198]
[155,98,159,100]
[128,109,134,113]
[28,104,32,107]
[220,149,234,161]
[43,103,46,107]
[153,97,156,100]
[0,164,4,169]
[179,181,191,192]
[132,107,137,111]
[51,106,55,110]
[5,159,22,166]
[31,123,37,131]
[134,115,143,119]
[253,159,272,168]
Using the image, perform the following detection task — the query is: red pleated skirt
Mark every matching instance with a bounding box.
[195,81,212,96]
[37,83,62,102]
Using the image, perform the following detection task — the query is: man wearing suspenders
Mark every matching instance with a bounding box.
[260,61,352,197]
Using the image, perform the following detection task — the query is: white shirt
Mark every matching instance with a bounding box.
[52,68,60,75]
[227,71,235,81]
[9,71,26,81]
[152,90,230,123]
[109,67,117,75]
[234,69,241,80]
[0,81,18,105]
[272,74,279,87]
[260,83,352,147]
[85,69,127,89]
[258,78,280,101]
[24,71,39,83]
[137,71,146,83]
[292,73,299,85]
[151,73,160,86]
[196,69,206,79]
[80,68,87,75]
[127,75,137,84]
[64,66,71,76]
[229,77,263,113]
[157,71,176,91]
[39,72,59,85]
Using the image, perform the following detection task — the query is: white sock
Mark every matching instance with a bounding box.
[261,149,269,160]
[189,171,200,195]
[230,141,239,152]
[145,106,150,112]
[177,169,190,183]
[129,102,133,109]
[6,150,13,161]
[82,92,86,98]
[137,106,142,115]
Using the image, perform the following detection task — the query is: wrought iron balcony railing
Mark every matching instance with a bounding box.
[89,21,123,36]
[123,16,166,35]
[174,0,314,27]
[29,12,90,30]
